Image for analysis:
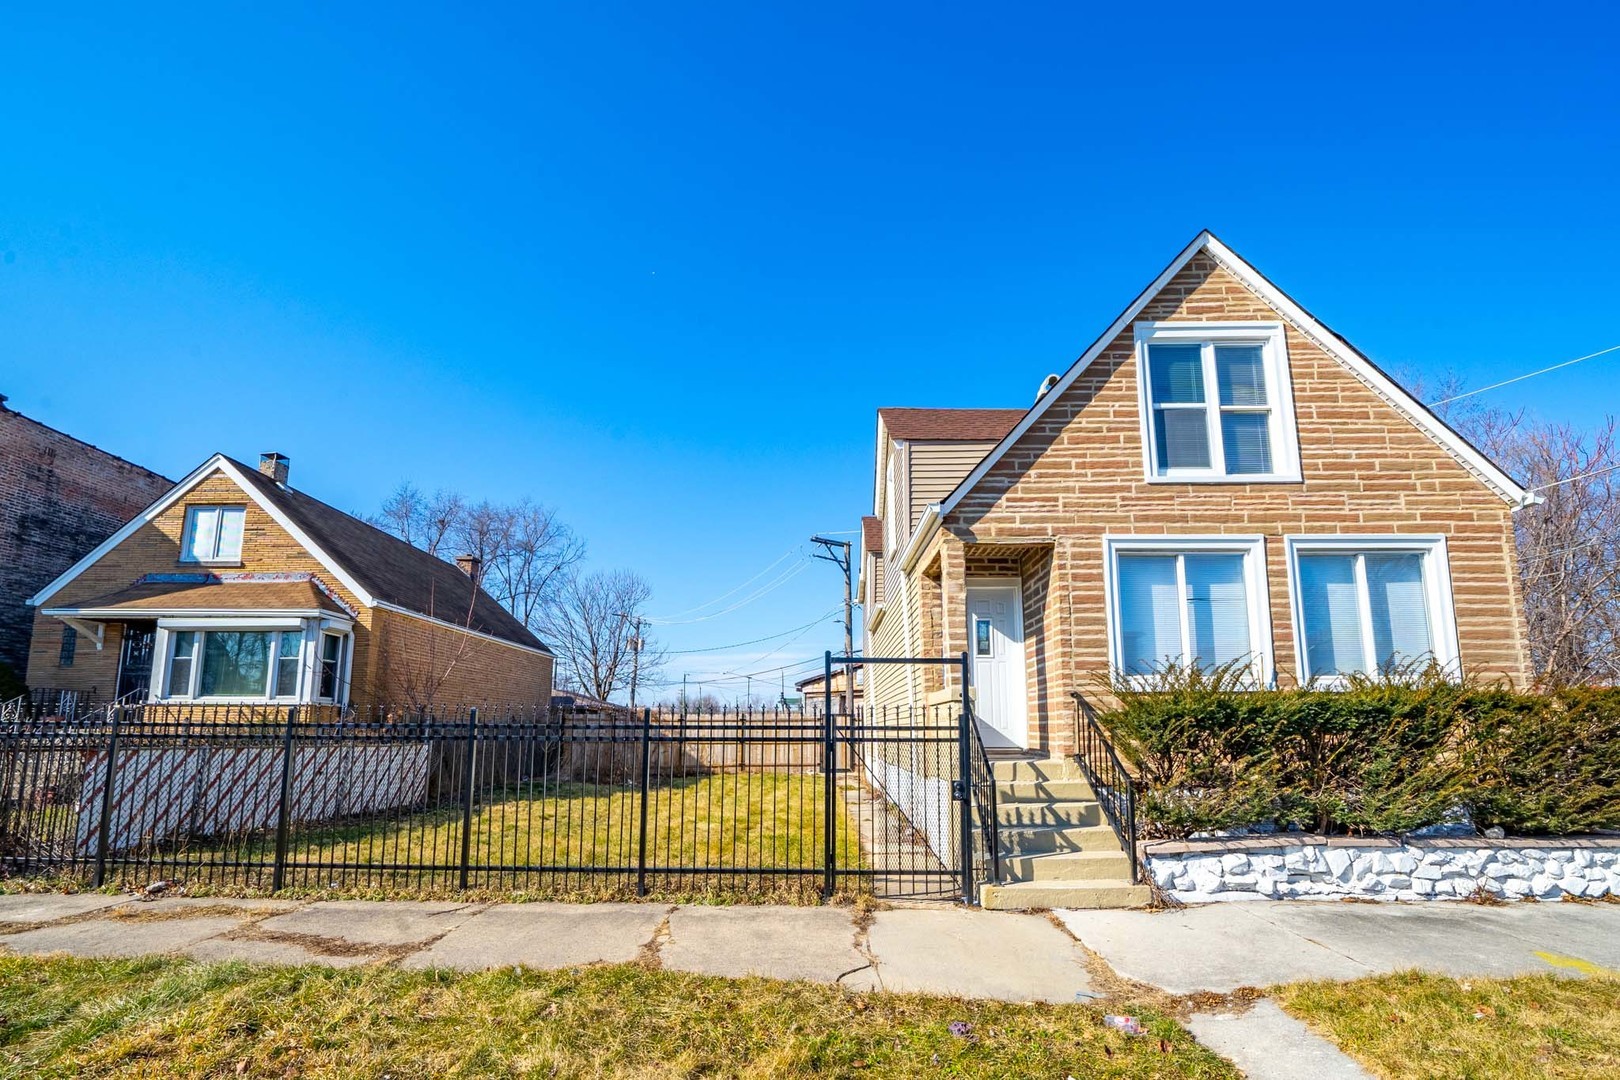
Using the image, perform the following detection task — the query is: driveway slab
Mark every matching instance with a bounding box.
[400,903,669,971]
[0,893,128,926]
[257,900,484,949]
[1,915,244,958]
[866,907,1090,1003]
[1059,901,1620,993]
[661,905,874,986]
[1187,1000,1371,1080]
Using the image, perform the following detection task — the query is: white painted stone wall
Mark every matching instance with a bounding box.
[1148,841,1620,904]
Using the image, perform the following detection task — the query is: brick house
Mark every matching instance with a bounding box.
[862,231,1535,756]
[0,398,172,690]
[26,452,553,710]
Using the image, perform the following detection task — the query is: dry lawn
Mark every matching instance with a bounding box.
[1275,970,1620,1079]
[0,955,1238,1079]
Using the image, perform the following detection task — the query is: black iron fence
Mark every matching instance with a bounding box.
[1,697,985,902]
[1070,691,1139,884]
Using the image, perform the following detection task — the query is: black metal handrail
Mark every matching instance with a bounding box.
[1069,691,1139,885]
[963,702,1001,894]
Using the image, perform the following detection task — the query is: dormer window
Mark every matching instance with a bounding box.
[1135,323,1301,483]
[181,505,247,564]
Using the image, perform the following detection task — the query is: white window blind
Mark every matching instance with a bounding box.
[1297,550,1436,679]
[1116,551,1252,675]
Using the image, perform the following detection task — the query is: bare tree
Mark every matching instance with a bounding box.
[1422,375,1620,687]
[540,569,665,702]
[371,487,583,633]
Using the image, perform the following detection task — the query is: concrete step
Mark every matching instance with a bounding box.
[1000,849,1134,882]
[996,824,1120,856]
[992,758,1084,783]
[995,778,1095,802]
[995,800,1103,828]
[980,879,1151,911]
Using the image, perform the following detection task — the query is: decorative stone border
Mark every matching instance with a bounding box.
[1142,835,1620,903]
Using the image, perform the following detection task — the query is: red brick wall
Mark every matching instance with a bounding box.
[0,404,170,683]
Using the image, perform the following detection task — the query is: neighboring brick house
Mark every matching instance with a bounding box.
[794,662,864,715]
[0,398,172,689]
[26,452,553,710]
[862,231,1536,755]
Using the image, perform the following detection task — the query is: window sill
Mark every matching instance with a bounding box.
[1143,473,1303,485]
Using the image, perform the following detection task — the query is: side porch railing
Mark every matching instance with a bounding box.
[1069,691,1139,884]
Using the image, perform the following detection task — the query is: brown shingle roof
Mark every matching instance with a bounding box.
[63,578,350,615]
[225,459,550,654]
[877,408,1025,442]
[861,516,882,555]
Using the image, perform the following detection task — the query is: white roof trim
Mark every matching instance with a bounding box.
[938,231,1535,516]
[27,454,379,609]
[372,600,555,659]
[898,503,943,573]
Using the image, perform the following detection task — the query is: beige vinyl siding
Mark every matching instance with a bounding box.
[870,555,885,606]
[908,441,997,529]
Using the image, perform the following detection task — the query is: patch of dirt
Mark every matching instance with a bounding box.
[107,904,286,924]
[637,910,674,970]
[217,925,389,959]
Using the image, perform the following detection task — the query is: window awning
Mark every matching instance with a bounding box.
[41,579,352,620]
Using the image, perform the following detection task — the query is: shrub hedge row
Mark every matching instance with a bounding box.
[1093,668,1620,839]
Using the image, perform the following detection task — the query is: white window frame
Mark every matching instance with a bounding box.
[151,618,353,704]
[1102,535,1274,687]
[179,505,248,564]
[1283,535,1461,687]
[1134,322,1302,484]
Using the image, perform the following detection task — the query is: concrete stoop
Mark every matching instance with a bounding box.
[981,757,1149,911]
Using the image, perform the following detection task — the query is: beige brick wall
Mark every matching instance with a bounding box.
[870,252,1532,753]
[26,467,553,710]
[370,606,553,711]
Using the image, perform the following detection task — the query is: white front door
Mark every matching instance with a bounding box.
[966,580,1028,749]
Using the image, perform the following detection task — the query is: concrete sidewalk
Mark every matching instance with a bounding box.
[1058,900,1620,994]
[0,893,1093,1003]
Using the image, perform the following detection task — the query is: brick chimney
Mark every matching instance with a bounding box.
[455,553,483,583]
[259,452,290,485]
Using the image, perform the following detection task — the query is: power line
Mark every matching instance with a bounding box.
[644,548,802,622]
[1428,343,1620,406]
[665,608,842,655]
[644,560,811,625]
[1530,460,1620,492]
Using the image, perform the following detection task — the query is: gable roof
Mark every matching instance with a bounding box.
[30,454,551,656]
[877,408,1025,442]
[938,231,1536,516]
[46,577,352,618]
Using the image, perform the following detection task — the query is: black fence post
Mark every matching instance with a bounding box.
[636,707,652,897]
[92,706,123,888]
[957,652,974,906]
[458,707,478,891]
[822,651,836,900]
[271,706,298,892]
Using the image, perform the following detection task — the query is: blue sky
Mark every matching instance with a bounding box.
[4,3,1617,701]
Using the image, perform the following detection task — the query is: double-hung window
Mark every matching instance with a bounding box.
[1286,536,1459,684]
[181,505,247,564]
[1105,537,1272,685]
[1135,323,1300,482]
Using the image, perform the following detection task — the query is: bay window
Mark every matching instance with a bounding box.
[157,622,352,703]
[1135,323,1300,482]
[1105,536,1272,685]
[1286,536,1459,684]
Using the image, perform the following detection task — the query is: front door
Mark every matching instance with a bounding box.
[116,623,156,701]
[966,580,1028,749]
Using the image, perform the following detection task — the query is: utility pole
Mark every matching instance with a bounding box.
[618,612,645,712]
[810,535,854,717]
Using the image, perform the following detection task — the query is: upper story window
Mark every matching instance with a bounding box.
[1135,323,1301,483]
[181,505,247,564]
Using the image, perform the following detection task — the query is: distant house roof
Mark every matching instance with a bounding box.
[31,453,551,656]
[52,576,352,617]
[877,408,1025,442]
[796,662,864,692]
[225,458,549,653]
[861,516,882,555]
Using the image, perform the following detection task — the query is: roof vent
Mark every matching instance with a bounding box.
[259,453,290,485]
[1035,374,1059,401]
